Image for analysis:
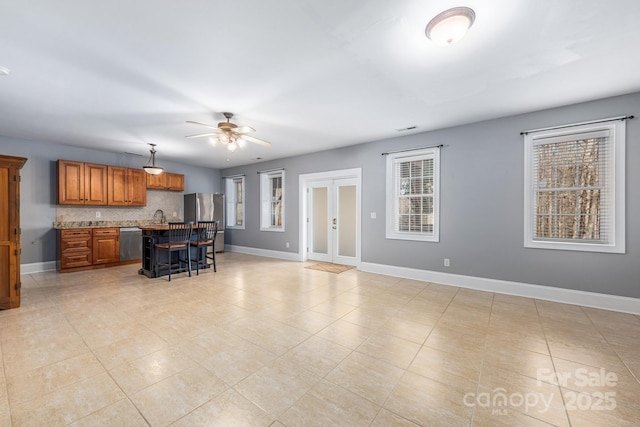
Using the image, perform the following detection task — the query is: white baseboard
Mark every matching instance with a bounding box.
[21,261,57,274]
[361,262,640,315]
[225,245,302,262]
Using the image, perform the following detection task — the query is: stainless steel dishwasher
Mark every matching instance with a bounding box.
[120,227,142,261]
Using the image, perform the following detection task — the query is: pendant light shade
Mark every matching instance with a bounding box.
[143,143,164,175]
[426,7,475,46]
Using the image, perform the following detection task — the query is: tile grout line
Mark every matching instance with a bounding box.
[534,299,573,427]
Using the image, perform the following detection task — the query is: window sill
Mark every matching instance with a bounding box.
[261,227,285,233]
[386,232,439,242]
[525,240,624,254]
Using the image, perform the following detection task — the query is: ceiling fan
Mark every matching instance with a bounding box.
[186,112,271,151]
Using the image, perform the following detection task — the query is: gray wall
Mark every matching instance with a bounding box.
[0,136,221,264]
[222,92,639,299]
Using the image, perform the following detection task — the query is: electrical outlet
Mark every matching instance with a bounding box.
[370,212,377,219]
[172,212,177,217]
[95,211,101,218]
[286,242,290,248]
[444,258,450,267]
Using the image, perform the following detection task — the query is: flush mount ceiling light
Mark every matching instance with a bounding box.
[425,6,476,46]
[0,66,10,76]
[143,143,164,175]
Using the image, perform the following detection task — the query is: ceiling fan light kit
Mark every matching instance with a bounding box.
[425,6,475,46]
[143,143,164,175]
[186,112,272,152]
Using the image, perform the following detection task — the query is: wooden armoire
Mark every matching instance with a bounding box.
[0,154,27,309]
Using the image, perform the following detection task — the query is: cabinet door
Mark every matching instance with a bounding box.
[84,163,108,205]
[166,173,185,191]
[58,160,85,205]
[1,156,26,309]
[107,166,129,206]
[146,173,166,189]
[92,229,119,264]
[128,169,147,206]
[0,166,13,308]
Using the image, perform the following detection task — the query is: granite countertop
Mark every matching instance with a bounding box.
[52,220,178,229]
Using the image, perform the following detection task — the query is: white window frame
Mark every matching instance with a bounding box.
[260,170,285,232]
[386,147,440,242]
[225,176,245,230]
[524,120,625,253]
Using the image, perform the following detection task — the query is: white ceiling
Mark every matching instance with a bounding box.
[1,0,640,169]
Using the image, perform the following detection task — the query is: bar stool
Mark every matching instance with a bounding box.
[154,222,193,281]
[190,221,218,274]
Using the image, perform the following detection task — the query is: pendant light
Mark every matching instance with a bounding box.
[425,7,475,46]
[143,143,164,175]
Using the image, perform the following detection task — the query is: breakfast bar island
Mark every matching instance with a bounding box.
[138,224,212,278]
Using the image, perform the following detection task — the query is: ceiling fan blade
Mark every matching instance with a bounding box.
[234,125,256,134]
[186,132,219,139]
[243,134,272,147]
[186,120,218,130]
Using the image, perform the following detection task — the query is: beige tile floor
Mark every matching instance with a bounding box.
[1,252,639,426]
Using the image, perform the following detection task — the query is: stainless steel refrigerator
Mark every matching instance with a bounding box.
[184,193,225,252]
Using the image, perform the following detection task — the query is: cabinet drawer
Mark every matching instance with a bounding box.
[61,228,91,237]
[61,236,92,252]
[61,251,92,268]
[93,228,119,236]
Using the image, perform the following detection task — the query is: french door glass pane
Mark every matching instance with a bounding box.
[312,187,328,254]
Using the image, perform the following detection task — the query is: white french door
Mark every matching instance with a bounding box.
[307,177,358,266]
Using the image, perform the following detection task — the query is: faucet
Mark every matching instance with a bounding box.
[153,209,166,224]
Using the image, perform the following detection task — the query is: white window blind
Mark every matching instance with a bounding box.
[260,170,285,231]
[524,120,625,253]
[225,176,245,229]
[386,147,440,242]
[270,175,283,227]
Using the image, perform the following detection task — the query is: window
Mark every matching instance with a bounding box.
[225,176,245,229]
[524,120,625,253]
[260,170,284,231]
[386,147,440,242]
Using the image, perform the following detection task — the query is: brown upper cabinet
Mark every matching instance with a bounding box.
[58,160,108,205]
[146,172,184,191]
[107,166,147,206]
[146,173,165,189]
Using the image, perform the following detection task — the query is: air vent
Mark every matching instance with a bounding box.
[396,126,418,132]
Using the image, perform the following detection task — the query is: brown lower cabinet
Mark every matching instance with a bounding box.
[59,228,92,269]
[92,228,120,264]
[58,227,121,272]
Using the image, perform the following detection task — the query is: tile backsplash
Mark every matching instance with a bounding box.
[56,191,183,223]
